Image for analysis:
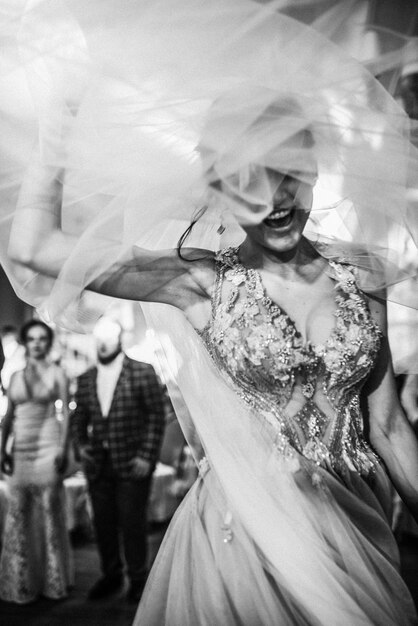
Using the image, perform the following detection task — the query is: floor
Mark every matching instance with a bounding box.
[0,525,168,626]
[401,535,418,606]
[1,531,417,625]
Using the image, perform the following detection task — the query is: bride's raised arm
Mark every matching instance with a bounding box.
[8,154,214,310]
[8,158,73,276]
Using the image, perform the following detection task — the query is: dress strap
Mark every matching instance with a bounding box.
[211,246,243,313]
[196,250,233,338]
[214,246,240,268]
[328,260,360,295]
[211,251,230,316]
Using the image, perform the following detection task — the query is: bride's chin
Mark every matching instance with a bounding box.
[243,215,308,253]
[263,221,305,245]
[264,235,303,254]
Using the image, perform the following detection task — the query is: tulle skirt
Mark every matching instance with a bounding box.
[135,463,417,626]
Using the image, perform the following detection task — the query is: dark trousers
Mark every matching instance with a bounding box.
[88,453,152,586]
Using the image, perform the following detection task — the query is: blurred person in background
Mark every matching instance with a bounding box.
[0,320,72,604]
[71,317,165,603]
[0,325,26,392]
[0,338,4,417]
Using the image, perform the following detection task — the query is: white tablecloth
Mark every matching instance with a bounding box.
[65,462,179,527]
[0,462,180,541]
[64,473,93,532]
[148,462,179,523]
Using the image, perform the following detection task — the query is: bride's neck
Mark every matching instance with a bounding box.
[238,237,320,278]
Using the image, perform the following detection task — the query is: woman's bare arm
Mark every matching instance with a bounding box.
[363,295,418,521]
[8,159,75,274]
[8,156,215,310]
[0,377,16,474]
[0,395,15,457]
[400,374,418,425]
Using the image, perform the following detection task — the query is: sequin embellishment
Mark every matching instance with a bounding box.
[199,247,382,479]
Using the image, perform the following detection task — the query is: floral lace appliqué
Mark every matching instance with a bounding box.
[200,247,382,479]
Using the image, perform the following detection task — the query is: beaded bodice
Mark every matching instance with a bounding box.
[199,247,383,477]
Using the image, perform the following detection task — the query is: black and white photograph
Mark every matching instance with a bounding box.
[0,1,418,625]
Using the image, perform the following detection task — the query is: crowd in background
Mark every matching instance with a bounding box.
[0,317,197,607]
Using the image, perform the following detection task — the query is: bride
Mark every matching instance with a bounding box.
[1,1,418,624]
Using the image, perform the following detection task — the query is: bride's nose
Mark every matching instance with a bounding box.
[272,180,293,204]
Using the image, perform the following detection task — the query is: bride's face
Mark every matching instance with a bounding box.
[246,168,314,253]
[220,128,317,254]
[221,166,316,254]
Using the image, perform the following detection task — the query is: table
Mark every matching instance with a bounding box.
[0,462,180,540]
[148,462,179,523]
[64,463,179,530]
[64,472,93,532]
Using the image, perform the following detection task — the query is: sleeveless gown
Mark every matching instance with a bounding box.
[0,367,72,604]
[135,248,417,626]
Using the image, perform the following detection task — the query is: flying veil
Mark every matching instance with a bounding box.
[1,4,418,622]
[1,0,417,319]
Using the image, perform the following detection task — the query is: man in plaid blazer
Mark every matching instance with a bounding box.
[71,318,165,603]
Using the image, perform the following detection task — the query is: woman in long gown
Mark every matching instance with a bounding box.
[0,320,72,604]
[1,0,418,623]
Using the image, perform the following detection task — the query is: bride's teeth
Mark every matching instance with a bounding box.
[271,209,291,217]
[263,207,294,228]
[268,208,292,219]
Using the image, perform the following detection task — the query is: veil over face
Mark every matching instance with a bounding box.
[200,95,318,229]
[0,0,417,329]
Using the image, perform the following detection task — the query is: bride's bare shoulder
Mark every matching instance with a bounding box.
[180,247,217,296]
[175,248,218,328]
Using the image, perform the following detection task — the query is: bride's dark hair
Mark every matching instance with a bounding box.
[177,206,208,261]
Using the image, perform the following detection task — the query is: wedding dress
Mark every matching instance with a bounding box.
[0,2,417,620]
[135,248,416,626]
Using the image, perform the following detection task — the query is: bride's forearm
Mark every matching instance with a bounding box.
[7,156,206,305]
[9,219,77,278]
[9,201,193,304]
[8,158,76,277]
[400,374,418,423]
[371,412,418,522]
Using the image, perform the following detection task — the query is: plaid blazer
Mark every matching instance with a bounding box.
[71,355,165,480]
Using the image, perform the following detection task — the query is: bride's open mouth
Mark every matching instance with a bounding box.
[263,207,295,229]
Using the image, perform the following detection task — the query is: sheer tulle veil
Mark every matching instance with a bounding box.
[1,1,417,367]
[0,0,417,313]
[1,3,418,623]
